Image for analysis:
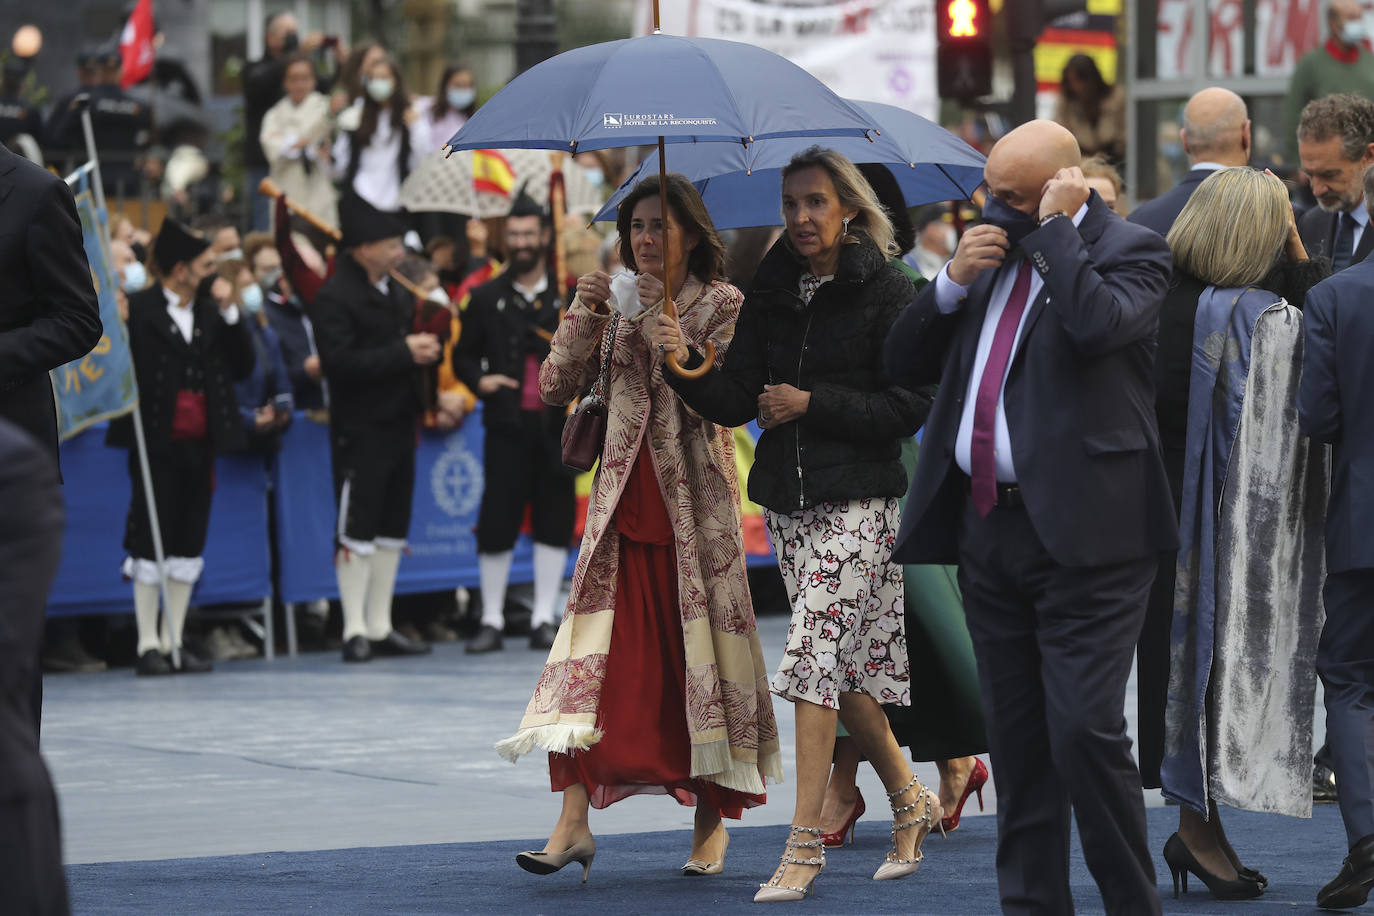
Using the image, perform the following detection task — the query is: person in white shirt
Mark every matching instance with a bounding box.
[332,54,422,214]
[412,63,477,155]
[260,52,339,231]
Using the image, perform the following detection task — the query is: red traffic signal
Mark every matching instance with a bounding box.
[937,0,992,100]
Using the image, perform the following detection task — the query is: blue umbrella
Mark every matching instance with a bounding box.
[443,25,879,378]
[593,100,987,229]
[443,34,877,154]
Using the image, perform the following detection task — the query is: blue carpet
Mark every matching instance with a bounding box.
[66,805,1346,914]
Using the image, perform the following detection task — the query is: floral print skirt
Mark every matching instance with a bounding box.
[765,497,910,710]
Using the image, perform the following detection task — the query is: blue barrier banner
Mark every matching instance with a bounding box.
[47,425,273,616]
[273,406,563,605]
[50,185,137,440]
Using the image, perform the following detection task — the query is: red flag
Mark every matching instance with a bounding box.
[119,0,156,89]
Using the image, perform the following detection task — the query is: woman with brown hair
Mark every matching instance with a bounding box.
[332,54,421,214]
[1053,54,1125,163]
[496,172,781,882]
[661,146,939,902]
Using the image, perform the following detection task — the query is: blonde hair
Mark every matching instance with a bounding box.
[781,146,899,258]
[1080,154,1123,197]
[1167,168,1289,288]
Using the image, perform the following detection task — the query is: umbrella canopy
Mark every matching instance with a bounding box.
[444,33,877,154]
[401,149,605,219]
[593,101,987,229]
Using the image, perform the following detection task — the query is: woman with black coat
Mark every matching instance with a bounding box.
[658,146,938,902]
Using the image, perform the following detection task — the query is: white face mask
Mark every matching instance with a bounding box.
[366,78,395,103]
[608,270,642,318]
[425,286,451,306]
[121,260,147,293]
[583,167,605,188]
[240,283,264,314]
[446,87,476,110]
[941,225,958,254]
[218,247,244,263]
[1343,19,1368,45]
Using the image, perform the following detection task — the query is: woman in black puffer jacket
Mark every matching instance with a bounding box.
[658,146,937,902]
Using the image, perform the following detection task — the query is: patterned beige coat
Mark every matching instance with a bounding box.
[494,276,783,795]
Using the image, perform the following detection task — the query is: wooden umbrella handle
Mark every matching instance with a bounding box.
[663,297,713,379]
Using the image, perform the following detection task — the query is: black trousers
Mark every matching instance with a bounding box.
[1319,568,1374,848]
[476,415,574,553]
[1136,443,1185,789]
[958,497,1160,916]
[330,423,416,546]
[122,442,215,560]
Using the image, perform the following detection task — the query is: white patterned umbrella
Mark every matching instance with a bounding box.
[400,148,606,219]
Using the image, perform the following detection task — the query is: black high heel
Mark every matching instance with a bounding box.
[1163,833,1263,900]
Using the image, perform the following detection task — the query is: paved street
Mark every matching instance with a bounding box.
[37,611,1257,867]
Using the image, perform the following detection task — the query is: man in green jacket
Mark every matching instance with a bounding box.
[1286,0,1374,164]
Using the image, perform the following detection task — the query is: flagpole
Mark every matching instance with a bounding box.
[79,94,180,671]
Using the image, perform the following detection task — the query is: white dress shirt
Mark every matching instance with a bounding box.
[333,101,423,213]
[162,285,239,344]
[934,202,1089,482]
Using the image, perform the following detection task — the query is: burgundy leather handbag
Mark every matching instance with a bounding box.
[560,313,620,472]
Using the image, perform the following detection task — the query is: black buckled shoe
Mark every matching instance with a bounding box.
[173,647,213,674]
[342,635,372,663]
[529,622,557,650]
[370,630,432,656]
[465,624,504,654]
[1319,836,1374,909]
[136,649,174,677]
[1316,761,1340,804]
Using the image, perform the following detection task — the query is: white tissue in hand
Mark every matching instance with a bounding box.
[608,271,644,318]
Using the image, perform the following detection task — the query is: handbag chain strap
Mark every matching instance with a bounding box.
[591,313,620,401]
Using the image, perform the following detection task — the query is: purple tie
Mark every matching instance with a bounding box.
[971,259,1034,518]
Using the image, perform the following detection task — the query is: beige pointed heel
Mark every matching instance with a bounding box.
[754,825,825,902]
[682,825,729,876]
[515,835,597,883]
[872,775,944,881]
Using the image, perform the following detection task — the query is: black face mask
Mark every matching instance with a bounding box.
[281,31,300,54]
[981,192,1039,249]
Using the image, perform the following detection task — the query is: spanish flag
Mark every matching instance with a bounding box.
[472,149,516,197]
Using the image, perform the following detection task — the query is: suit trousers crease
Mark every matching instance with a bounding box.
[957,497,1159,916]
[1319,569,1374,849]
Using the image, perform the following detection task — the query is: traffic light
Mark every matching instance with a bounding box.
[937,0,993,100]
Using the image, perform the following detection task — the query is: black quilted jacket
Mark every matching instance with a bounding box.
[668,235,928,513]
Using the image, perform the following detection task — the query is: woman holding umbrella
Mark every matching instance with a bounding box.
[496,173,782,882]
[661,147,939,901]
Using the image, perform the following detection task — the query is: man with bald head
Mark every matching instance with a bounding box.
[1285,0,1374,164]
[1129,87,1249,237]
[885,120,1174,915]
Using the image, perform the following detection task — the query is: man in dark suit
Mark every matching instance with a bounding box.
[884,120,1175,915]
[1297,94,1374,272]
[1301,169,1374,911]
[0,419,69,915]
[1129,87,1250,237]
[0,139,101,737]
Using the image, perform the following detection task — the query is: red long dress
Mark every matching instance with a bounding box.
[549,440,765,818]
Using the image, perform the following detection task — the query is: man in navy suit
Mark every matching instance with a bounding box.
[1301,166,1374,911]
[884,120,1175,915]
[1129,87,1250,237]
[1296,94,1374,272]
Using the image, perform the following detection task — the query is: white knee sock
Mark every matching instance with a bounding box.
[532,543,568,628]
[364,546,402,641]
[133,581,162,655]
[337,550,373,640]
[163,579,195,652]
[479,551,514,630]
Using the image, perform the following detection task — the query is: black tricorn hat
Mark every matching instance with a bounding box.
[507,182,546,221]
[339,192,408,248]
[151,219,211,273]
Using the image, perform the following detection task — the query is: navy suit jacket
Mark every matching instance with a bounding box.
[883,193,1179,568]
[1127,167,1216,237]
[1299,253,1374,573]
[1298,202,1374,268]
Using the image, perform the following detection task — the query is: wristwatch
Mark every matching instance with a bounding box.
[1039,210,1070,227]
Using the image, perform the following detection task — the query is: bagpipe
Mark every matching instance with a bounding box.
[257,178,452,410]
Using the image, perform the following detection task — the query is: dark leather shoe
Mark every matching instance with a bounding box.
[173,647,213,674]
[1320,836,1374,909]
[465,624,503,654]
[342,635,372,663]
[1316,761,1340,804]
[136,649,173,677]
[529,622,557,650]
[370,630,431,656]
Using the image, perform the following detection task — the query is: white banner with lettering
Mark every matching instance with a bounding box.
[638,0,938,121]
